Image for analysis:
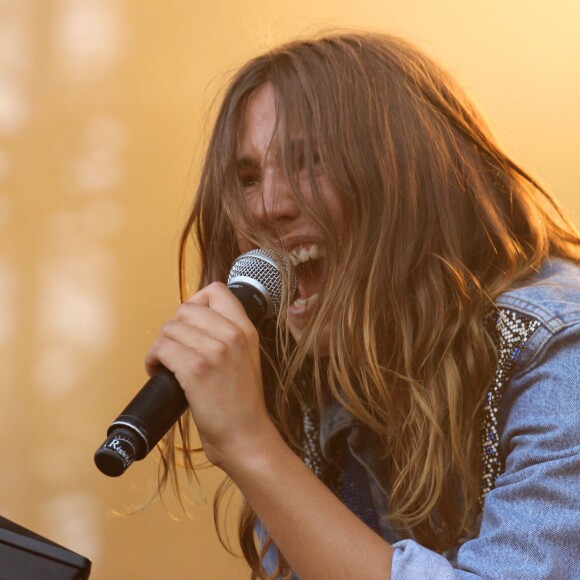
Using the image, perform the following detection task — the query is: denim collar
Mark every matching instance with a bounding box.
[318,396,358,459]
[318,396,391,497]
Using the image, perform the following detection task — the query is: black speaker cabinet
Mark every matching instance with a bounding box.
[0,516,91,579]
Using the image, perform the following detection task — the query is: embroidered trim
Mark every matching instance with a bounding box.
[301,307,542,512]
[302,403,325,479]
[302,403,343,497]
[480,308,540,507]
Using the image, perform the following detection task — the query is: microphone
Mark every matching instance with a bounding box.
[94,248,294,477]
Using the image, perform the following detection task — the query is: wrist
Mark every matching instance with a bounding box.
[217,419,294,480]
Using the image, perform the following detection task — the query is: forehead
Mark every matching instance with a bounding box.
[237,83,279,160]
[236,83,311,163]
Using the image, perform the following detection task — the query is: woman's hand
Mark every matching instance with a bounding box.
[144,282,274,470]
[146,282,394,580]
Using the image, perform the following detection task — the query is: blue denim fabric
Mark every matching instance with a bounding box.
[259,258,580,579]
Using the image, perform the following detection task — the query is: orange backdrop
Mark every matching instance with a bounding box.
[1,1,578,579]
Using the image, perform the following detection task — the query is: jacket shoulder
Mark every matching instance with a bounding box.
[495,258,580,333]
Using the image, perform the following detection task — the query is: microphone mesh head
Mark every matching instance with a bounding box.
[228,248,295,315]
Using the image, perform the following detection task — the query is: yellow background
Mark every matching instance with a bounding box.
[0,1,578,579]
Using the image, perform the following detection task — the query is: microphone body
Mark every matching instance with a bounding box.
[94,249,292,477]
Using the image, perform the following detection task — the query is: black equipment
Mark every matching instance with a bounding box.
[94,249,293,477]
[0,515,91,579]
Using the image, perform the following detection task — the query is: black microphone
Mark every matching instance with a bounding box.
[94,248,294,477]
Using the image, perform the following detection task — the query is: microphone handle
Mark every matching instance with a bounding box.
[94,281,270,477]
[94,368,187,476]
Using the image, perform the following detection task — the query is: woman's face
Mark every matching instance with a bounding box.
[235,83,344,352]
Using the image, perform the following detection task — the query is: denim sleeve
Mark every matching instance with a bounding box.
[391,323,580,579]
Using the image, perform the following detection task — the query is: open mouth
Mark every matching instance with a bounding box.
[289,243,326,308]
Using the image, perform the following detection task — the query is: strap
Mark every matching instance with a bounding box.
[480,308,540,507]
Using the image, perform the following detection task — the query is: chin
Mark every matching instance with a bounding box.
[288,323,331,357]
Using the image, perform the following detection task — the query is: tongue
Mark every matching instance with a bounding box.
[295,261,323,300]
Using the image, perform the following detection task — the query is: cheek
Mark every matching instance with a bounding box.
[235,233,253,255]
[231,203,258,254]
[309,172,343,227]
[328,202,345,235]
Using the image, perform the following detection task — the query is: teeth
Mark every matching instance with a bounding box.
[289,243,325,267]
[293,293,319,307]
[298,248,310,262]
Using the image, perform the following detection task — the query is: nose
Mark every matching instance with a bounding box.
[251,166,301,225]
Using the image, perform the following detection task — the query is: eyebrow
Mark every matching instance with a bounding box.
[236,138,316,168]
[236,156,261,171]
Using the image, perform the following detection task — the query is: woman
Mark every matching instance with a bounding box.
[145,32,580,578]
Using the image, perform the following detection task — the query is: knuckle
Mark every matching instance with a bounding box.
[206,281,226,295]
[212,340,229,360]
[223,324,244,348]
[154,336,171,355]
[176,302,195,318]
[211,280,228,290]
[160,321,174,337]
[187,356,209,376]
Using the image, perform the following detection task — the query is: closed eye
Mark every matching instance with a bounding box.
[237,157,261,189]
[290,142,321,172]
[240,172,261,188]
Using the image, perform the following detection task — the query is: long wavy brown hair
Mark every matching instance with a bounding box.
[158,32,580,578]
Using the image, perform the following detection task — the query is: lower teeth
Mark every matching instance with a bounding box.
[293,293,319,307]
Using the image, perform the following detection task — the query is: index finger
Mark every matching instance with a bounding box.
[188,281,259,334]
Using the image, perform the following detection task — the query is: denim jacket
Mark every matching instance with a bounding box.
[260,257,580,579]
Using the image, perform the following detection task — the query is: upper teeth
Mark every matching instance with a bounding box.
[290,244,325,267]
